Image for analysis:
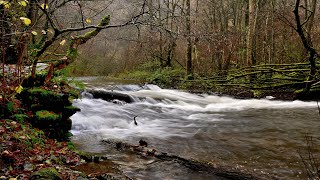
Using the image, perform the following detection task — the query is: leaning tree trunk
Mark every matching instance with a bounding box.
[293,0,318,92]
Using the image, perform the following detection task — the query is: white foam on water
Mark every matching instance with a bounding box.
[71,85,317,140]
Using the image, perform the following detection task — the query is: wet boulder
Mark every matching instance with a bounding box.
[87,90,134,103]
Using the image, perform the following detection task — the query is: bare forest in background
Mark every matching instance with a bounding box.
[65,0,320,77]
[1,0,319,79]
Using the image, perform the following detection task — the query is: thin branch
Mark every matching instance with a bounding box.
[35,0,61,34]
[53,0,73,10]
[60,10,146,34]
[301,11,314,26]
[77,2,85,28]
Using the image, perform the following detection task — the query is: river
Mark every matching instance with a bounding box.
[70,78,320,179]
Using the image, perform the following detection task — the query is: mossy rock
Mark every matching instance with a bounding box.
[35,110,61,122]
[33,110,72,141]
[33,110,61,131]
[19,88,71,112]
[30,167,63,180]
[62,106,80,119]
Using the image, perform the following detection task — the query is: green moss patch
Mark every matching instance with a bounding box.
[35,110,61,122]
[12,114,29,123]
[31,167,63,180]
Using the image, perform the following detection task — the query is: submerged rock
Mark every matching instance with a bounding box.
[100,139,273,180]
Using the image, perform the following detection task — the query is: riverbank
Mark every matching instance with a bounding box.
[86,74,315,101]
[0,119,82,179]
[0,73,132,179]
[109,63,320,101]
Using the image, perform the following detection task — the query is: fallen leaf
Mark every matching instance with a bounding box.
[0,126,5,134]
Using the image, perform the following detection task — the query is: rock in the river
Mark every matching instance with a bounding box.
[87,90,134,103]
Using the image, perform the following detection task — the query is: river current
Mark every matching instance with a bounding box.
[70,78,320,179]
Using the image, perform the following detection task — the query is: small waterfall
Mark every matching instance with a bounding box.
[71,83,319,179]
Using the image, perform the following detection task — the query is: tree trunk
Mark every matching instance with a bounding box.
[246,0,256,67]
[186,0,193,77]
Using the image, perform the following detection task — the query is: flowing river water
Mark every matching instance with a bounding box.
[70,78,320,179]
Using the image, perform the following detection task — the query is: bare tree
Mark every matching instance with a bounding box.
[293,0,319,92]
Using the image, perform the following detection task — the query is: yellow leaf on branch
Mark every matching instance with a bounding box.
[60,39,66,46]
[31,31,37,35]
[0,1,10,8]
[18,1,27,6]
[85,18,92,23]
[41,3,48,9]
[48,29,54,34]
[15,85,23,94]
[20,17,31,26]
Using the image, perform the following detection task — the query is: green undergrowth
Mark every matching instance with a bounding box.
[115,61,320,100]
[116,66,185,88]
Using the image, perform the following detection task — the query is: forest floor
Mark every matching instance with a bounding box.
[0,119,84,179]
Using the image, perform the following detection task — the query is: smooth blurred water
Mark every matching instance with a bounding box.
[70,81,320,179]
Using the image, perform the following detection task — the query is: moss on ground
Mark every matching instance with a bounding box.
[30,167,63,180]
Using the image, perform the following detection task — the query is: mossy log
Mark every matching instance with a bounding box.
[182,62,320,100]
[53,16,110,70]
